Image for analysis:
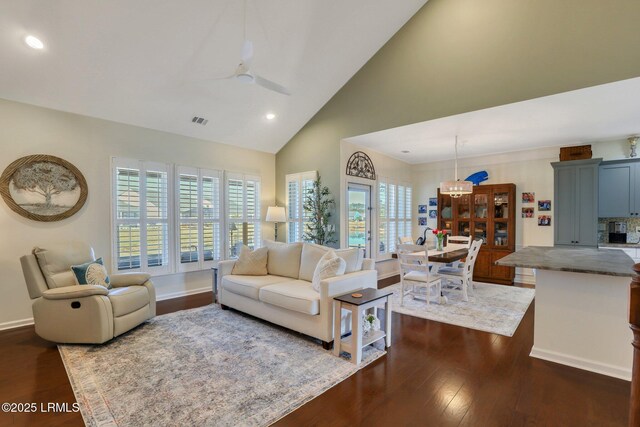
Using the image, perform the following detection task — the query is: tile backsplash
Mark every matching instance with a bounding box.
[598,217,640,244]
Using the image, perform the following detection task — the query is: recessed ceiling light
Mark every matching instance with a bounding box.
[25,35,44,50]
[401,150,410,154]
[265,113,276,121]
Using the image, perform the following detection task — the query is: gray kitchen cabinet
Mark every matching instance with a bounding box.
[598,159,640,218]
[552,158,601,247]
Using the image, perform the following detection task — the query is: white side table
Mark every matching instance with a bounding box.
[333,288,392,365]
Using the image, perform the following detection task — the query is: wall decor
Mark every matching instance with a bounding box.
[428,210,437,219]
[428,197,437,206]
[0,154,88,222]
[465,170,489,185]
[522,207,534,218]
[418,204,427,214]
[345,151,376,180]
[538,215,551,226]
[522,192,535,203]
[418,217,427,226]
[538,200,551,211]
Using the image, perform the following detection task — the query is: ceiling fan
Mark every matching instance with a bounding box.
[212,1,291,96]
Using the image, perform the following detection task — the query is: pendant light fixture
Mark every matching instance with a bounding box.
[439,136,473,198]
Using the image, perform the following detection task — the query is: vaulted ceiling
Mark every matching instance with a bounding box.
[0,0,427,153]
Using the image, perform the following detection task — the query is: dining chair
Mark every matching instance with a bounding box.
[438,239,482,301]
[444,235,472,268]
[397,236,414,245]
[397,244,442,307]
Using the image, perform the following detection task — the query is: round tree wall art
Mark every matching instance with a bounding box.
[0,154,88,222]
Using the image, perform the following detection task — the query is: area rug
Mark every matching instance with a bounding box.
[388,282,535,336]
[58,305,384,427]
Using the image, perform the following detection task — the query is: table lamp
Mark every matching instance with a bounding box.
[265,206,287,241]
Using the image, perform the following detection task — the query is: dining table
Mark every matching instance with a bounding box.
[401,246,469,264]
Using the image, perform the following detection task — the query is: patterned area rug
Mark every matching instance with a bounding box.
[388,282,535,336]
[59,305,384,427]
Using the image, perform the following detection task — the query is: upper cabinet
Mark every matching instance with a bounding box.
[552,159,601,247]
[599,159,640,218]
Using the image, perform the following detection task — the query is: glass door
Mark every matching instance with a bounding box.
[493,191,510,247]
[347,183,371,257]
[473,190,489,245]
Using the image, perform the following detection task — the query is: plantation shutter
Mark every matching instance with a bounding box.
[226,173,261,258]
[285,171,317,243]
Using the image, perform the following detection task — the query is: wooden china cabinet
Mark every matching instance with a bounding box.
[437,183,516,285]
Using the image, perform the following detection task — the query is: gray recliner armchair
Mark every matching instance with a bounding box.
[20,242,156,344]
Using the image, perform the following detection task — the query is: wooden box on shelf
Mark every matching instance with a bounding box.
[437,183,516,285]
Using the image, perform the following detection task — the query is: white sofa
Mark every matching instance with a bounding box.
[218,241,377,348]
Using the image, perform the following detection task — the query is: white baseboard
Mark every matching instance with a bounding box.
[530,346,631,381]
[156,286,212,302]
[0,317,34,331]
[0,288,212,332]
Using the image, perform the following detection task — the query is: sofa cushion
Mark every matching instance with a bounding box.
[71,257,111,289]
[299,243,364,281]
[108,286,150,317]
[259,281,320,315]
[222,275,295,300]
[264,240,302,279]
[232,246,268,276]
[312,250,346,292]
[33,243,96,289]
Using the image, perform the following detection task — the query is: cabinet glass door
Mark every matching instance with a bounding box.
[457,221,470,237]
[474,193,488,219]
[494,192,509,219]
[494,222,508,247]
[457,194,471,219]
[442,219,453,235]
[474,221,487,244]
[441,196,452,219]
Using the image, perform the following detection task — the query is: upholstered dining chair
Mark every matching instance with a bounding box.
[397,244,442,307]
[20,242,156,344]
[438,239,482,301]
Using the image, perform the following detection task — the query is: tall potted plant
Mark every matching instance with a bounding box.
[303,176,337,246]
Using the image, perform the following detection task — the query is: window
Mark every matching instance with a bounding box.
[176,166,222,272]
[378,178,412,257]
[285,171,317,243]
[226,173,261,258]
[112,159,171,275]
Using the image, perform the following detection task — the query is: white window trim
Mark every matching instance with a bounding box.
[377,177,412,261]
[175,166,224,273]
[111,157,174,276]
[285,171,317,243]
[225,172,262,258]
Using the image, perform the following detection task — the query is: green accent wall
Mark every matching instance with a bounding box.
[276,0,640,243]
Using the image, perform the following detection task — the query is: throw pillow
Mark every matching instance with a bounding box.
[232,246,269,276]
[71,258,111,289]
[312,250,346,292]
[263,240,303,278]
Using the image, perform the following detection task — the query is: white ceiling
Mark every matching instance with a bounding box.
[346,77,640,164]
[0,0,427,153]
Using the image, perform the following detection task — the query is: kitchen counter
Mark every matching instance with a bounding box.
[496,245,635,380]
[599,242,640,248]
[496,246,636,277]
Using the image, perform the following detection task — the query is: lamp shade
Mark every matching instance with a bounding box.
[440,180,473,198]
[265,206,287,223]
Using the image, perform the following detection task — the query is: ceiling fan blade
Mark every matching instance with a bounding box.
[254,74,291,96]
[241,40,254,67]
[203,73,237,82]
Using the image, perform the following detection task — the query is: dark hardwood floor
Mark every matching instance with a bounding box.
[0,286,630,426]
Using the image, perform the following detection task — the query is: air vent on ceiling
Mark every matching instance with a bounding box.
[192,116,208,126]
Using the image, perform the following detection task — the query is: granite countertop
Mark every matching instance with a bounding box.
[496,246,637,277]
[599,243,640,249]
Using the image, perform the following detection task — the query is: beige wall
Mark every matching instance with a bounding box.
[0,98,275,329]
[275,0,640,243]
[411,139,632,283]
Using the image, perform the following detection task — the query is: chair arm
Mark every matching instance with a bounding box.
[218,260,236,279]
[110,272,152,287]
[362,258,375,271]
[319,270,378,299]
[42,285,109,300]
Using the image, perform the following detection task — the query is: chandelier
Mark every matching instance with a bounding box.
[439,136,473,198]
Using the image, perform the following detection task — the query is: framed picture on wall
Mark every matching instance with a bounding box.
[418,217,428,226]
[538,215,551,226]
[538,200,551,211]
[418,204,427,214]
[428,209,437,219]
[522,192,535,203]
[522,207,534,218]
[428,197,437,206]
